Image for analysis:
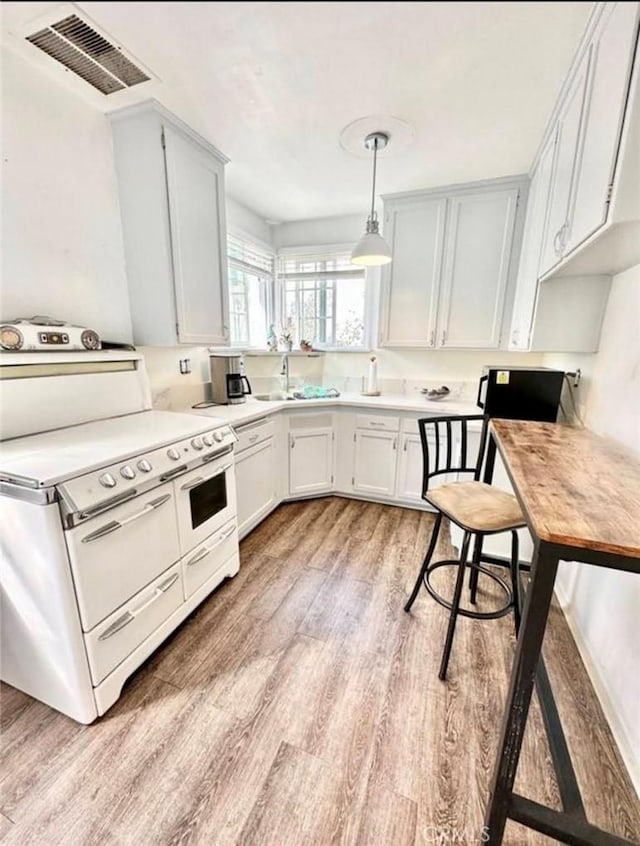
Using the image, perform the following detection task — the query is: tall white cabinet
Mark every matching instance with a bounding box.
[379,177,524,350]
[109,101,230,346]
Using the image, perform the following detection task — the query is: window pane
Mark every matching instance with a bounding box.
[278,254,366,348]
[227,236,274,346]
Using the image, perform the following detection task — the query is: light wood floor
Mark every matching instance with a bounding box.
[1,497,639,845]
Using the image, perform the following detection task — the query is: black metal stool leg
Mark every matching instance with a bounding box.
[509,530,521,635]
[439,531,472,680]
[404,513,443,612]
[469,534,484,605]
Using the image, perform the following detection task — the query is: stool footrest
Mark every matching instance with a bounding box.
[423,559,513,620]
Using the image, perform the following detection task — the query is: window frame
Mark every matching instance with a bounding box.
[276,243,376,352]
[226,227,276,350]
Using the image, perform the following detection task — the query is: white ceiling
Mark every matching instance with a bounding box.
[2,1,592,222]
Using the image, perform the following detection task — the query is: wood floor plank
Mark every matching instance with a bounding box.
[353,780,417,846]
[0,812,13,839]
[1,497,637,846]
[237,741,341,846]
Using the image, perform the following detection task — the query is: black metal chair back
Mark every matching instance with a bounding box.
[417,414,488,494]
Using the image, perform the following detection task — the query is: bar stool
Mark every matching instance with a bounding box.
[404,415,526,680]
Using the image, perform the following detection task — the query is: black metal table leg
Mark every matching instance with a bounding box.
[483,541,560,844]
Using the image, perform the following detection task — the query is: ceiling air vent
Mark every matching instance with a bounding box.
[26,14,150,95]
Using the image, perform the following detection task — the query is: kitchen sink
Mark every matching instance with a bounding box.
[254,394,295,401]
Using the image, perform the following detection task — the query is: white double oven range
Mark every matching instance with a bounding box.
[0,351,239,723]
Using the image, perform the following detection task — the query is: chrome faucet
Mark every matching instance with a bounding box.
[280,354,290,394]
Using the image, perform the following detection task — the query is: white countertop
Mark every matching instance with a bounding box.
[184,392,480,427]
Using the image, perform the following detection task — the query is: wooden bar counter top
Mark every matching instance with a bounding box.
[490,419,640,562]
[484,419,640,845]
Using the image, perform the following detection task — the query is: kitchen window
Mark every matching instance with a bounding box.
[227,232,275,347]
[278,249,369,349]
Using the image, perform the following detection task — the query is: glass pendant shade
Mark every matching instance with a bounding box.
[351,131,392,267]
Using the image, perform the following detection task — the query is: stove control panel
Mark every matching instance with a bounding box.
[58,425,237,520]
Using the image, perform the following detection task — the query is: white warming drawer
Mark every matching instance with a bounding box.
[66,485,180,631]
[85,563,183,686]
[181,518,238,598]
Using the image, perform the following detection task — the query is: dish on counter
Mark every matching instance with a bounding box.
[421,385,451,400]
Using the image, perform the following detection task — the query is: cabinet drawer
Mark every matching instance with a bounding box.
[234,417,274,454]
[181,518,238,598]
[66,487,180,631]
[355,414,400,432]
[85,563,183,686]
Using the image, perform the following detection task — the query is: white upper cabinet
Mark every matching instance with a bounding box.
[509,2,639,352]
[110,101,230,346]
[379,198,446,347]
[538,2,639,277]
[567,2,640,253]
[380,177,524,350]
[438,188,518,349]
[509,130,558,350]
[539,45,592,277]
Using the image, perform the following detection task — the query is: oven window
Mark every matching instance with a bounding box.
[189,473,228,529]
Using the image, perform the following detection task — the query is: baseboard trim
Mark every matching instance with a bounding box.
[554,581,640,798]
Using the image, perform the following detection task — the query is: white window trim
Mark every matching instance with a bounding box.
[227,227,276,350]
[276,244,377,351]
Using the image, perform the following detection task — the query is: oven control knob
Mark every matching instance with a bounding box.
[203,434,214,447]
[99,472,117,488]
[137,459,152,473]
[167,447,180,461]
[191,437,204,450]
[213,430,224,443]
[120,465,136,480]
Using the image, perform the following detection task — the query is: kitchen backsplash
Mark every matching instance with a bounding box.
[141,345,545,411]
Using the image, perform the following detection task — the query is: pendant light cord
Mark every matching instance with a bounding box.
[369,137,378,222]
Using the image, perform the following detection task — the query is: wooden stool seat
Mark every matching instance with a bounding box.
[425,481,526,533]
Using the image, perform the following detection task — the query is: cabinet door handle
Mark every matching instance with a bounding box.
[369,421,385,427]
[291,437,295,449]
[430,330,435,347]
[441,330,446,346]
[553,227,564,257]
[393,437,397,450]
[403,438,408,452]
[248,434,259,443]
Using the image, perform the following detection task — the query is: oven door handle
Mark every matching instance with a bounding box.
[186,523,237,566]
[97,572,180,640]
[81,494,171,544]
[181,462,232,492]
[180,476,204,491]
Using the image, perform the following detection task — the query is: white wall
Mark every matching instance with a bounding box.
[273,213,364,249]
[226,196,273,246]
[545,263,640,793]
[0,46,132,343]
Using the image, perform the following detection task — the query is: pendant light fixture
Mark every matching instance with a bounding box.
[351,131,392,266]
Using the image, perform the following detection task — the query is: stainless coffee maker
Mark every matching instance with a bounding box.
[209,353,252,404]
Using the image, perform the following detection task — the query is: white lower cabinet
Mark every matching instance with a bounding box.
[353,430,398,496]
[235,438,277,538]
[396,433,423,502]
[289,426,334,496]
